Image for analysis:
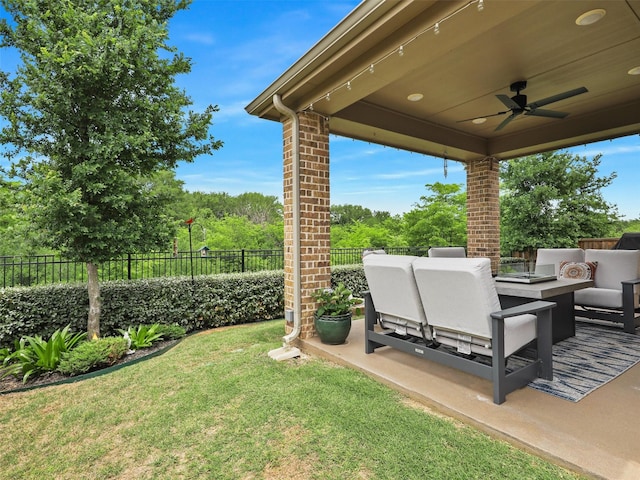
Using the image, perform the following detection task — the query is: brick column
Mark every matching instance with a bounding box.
[466,157,501,273]
[282,111,331,339]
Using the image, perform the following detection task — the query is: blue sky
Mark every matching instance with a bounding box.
[2,1,639,219]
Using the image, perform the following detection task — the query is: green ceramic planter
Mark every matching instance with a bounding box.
[314,312,352,345]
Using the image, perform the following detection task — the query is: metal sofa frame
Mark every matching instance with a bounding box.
[575,278,640,333]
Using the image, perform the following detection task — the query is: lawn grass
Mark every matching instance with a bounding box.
[0,320,585,479]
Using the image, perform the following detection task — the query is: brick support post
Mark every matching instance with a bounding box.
[466,157,501,273]
[282,111,331,339]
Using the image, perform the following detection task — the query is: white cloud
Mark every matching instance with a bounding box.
[184,33,216,46]
[374,164,465,180]
[214,100,256,122]
[577,144,640,157]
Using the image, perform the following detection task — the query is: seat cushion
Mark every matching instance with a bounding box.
[575,287,622,309]
[432,313,536,357]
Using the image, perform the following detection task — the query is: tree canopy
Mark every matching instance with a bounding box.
[500,151,619,256]
[403,182,467,247]
[0,0,221,336]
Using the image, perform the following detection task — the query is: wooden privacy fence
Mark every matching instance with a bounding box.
[578,238,619,250]
[509,237,620,263]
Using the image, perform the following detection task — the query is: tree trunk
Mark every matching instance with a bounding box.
[87,261,101,339]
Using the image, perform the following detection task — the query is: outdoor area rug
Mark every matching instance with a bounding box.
[511,322,640,402]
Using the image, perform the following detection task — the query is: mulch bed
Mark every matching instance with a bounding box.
[0,339,178,394]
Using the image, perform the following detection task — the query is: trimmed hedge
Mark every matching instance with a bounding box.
[0,265,366,348]
[331,264,368,297]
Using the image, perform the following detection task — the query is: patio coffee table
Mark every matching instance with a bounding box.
[495,278,593,343]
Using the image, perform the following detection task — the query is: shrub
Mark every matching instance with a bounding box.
[58,337,128,376]
[0,325,86,382]
[331,264,367,296]
[0,271,286,347]
[0,266,366,346]
[155,323,186,340]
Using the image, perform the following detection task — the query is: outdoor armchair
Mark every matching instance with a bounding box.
[574,249,640,333]
[535,247,640,333]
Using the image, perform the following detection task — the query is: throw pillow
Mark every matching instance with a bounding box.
[559,261,597,280]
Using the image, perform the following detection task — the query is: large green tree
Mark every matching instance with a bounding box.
[500,151,618,257]
[331,204,392,226]
[0,0,221,337]
[0,177,37,255]
[403,182,467,247]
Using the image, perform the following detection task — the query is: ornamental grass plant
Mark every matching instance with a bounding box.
[0,320,585,480]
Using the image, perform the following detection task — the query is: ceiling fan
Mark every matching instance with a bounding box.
[458,80,588,131]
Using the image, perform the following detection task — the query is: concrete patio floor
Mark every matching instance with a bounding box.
[301,318,640,480]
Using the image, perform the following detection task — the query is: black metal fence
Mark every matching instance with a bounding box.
[0,246,431,288]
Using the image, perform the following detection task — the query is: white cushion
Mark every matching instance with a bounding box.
[412,257,536,357]
[535,248,584,275]
[575,287,622,309]
[584,249,640,290]
[363,254,429,337]
[428,247,466,258]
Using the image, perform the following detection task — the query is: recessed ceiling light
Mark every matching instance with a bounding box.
[575,9,606,26]
[407,93,423,102]
[472,117,487,125]
[628,66,640,75]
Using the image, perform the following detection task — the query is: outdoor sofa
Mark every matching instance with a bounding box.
[363,254,555,404]
[535,248,640,333]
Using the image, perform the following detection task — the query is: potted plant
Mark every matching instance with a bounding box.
[311,282,360,345]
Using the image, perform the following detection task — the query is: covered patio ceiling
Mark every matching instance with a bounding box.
[246,0,640,163]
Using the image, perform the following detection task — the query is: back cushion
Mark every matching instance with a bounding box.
[412,257,500,339]
[428,247,466,258]
[363,254,427,326]
[584,249,640,290]
[535,248,584,275]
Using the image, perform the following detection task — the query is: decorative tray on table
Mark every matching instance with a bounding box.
[494,272,557,284]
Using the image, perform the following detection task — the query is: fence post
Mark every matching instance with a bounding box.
[127,253,132,280]
[241,249,246,272]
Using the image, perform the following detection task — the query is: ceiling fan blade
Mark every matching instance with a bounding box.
[496,94,520,110]
[495,112,520,131]
[527,86,588,109]
[525,108,568,119]
[457,110,509,123]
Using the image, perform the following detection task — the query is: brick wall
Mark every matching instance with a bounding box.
[466,157,501,272]
[282,111,331,339]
